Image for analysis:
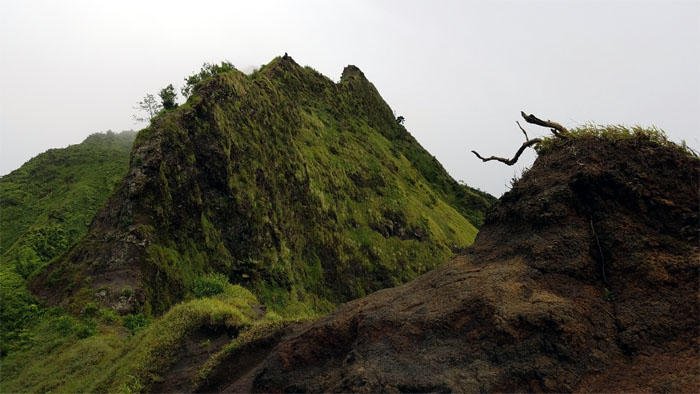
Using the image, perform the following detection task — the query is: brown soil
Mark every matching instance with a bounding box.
[193,322,308,393]
[224,136,700,392]
[150,326,234,393]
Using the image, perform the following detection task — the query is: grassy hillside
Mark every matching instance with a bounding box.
[0,131,135,355]
[0,281,302,393]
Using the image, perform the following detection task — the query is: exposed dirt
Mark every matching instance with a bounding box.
[193,322,308,393]
[149,326,235,394]
[217,136,700,392]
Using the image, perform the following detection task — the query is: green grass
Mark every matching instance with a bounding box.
[0,284,269,393]
[535,123,699,157]
[0,131,135,261]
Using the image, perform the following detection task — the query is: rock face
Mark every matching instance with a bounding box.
[34,56,492,315]
[245,135,699,392]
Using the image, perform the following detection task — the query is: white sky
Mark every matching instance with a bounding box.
[1,0,698,196]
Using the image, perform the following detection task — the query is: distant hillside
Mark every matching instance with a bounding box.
[36,55,490,318]
[1,131,135,265]
[0,130,134,354]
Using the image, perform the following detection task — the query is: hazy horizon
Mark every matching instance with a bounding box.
[1,0,698,196]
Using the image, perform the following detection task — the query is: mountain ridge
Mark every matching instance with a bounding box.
[33,55,490,317]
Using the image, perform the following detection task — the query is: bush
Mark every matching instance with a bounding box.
[181,61,235,98]
[192,273,230,298]
[76,318,98,338]
[98,308,119,324]
[51,315,98,338]
[122,314,151,335]
[159,84,178,110]
[83,302,99,317]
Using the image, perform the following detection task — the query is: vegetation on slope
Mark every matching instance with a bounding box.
[0,131,135,355]
[535,123,699,157]
[41,55,489,318]
[0,283,304,393]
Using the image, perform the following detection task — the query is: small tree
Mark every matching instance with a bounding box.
[159,84,178,110]
[133,94,162,123]
[181,61,235,98]
[396,115,405,125]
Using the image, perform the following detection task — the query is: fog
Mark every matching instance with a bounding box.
[1,0,698,196]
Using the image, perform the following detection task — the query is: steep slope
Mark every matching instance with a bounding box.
[0,131,134,355]
[35,55,488,317]
[241,129,699,392]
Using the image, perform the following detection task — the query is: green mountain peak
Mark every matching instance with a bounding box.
[32,57,489,318]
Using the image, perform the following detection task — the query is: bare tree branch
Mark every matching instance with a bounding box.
[516,121,529,141]
[471,138,542,166]
[471,112,567,166]
[520,111,568,138]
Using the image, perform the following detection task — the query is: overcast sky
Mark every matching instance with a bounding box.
[1,0,698,196]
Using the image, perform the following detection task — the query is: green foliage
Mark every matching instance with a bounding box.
[0,266,40,356]
[159,83,178,110]
[122,313,151,335]
[51,314,98,339]
[98,308,119,323]
[0,287,261,393]
[0,131,135,355]
[0,131,135,260]
[192,273,229,298]
[181,61,235,98]
[83,302,99,317]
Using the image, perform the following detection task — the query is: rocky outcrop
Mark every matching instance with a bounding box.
[241,134,699,392]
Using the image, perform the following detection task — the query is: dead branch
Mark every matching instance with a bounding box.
[516,121,529,141]
[471,112,567,166]
[471,138,542,166]
[520,111,568,138]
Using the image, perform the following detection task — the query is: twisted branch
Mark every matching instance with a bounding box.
[471,139,541,166]
[471,111,569,166]
[516,121,529,141]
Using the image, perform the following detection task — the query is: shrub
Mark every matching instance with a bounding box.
[76,318,98,338]
[122,313,151,335]
[83,302,99,317]
[51,315,98,338]
[181,61,235,98]
[192,273,230,298]
[159,84,178,110]
[98,308,119,324]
